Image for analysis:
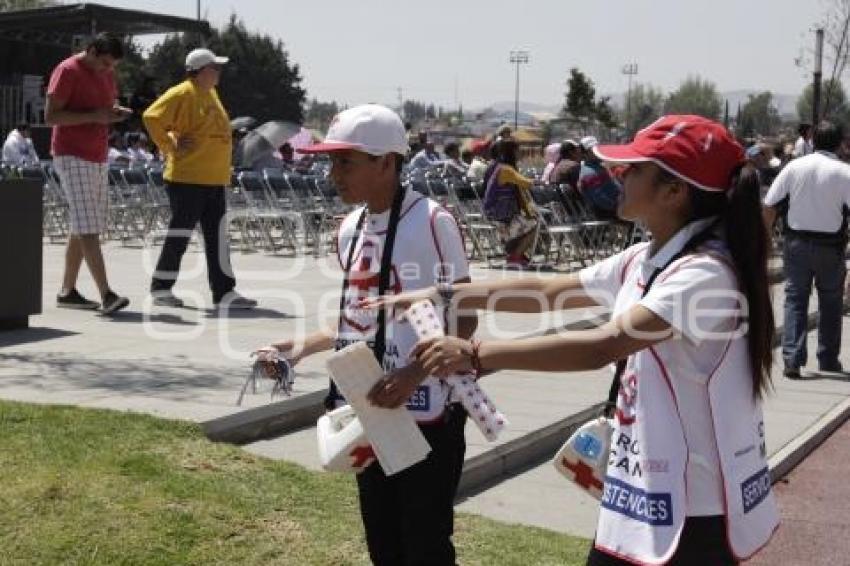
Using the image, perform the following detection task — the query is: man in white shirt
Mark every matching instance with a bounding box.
[466,141,490,182]
[408,141,441,170]
[2,122,40,166]
[255,104,476,565]
[763,120,850,378]
[791,122,813,158]
[441,141,467,177]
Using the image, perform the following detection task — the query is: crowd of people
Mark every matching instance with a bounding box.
[7,28,850,565]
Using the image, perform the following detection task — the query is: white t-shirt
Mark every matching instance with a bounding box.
[763,150,850,233]
[2,130,39,166]
[580,218,740,515]
[335,189,470,422]
[792,136,813,158]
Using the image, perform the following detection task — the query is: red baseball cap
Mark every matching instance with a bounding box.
[593,115,745,192]
[470,139,489,156]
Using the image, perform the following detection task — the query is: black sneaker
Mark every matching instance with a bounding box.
[101,291,129,315]
[214,291,257,310]
[783,367,802,380]
[57,289,100,310]
[151,290,184,308]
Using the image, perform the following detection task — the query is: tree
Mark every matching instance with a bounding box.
[736,91,781,138]
[622,83,665,134]
[0,0,59,10]
[595,96,617,128]
[563,68,597,121]
[815,0,850,115]
[114,39,147,99]
[664,76,722,120]
[797,78,850,124]
[304,98,340,130]
[402,100,427,124]
[144,15,305,123]
[563,67,619,128]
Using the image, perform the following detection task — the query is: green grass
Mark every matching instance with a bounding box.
[0,401,590,565]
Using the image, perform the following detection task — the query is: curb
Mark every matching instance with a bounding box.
[202,390,326,444]
[457,402,604,498]
[453,300,836,497]
[203,264,839,496]
[769,396,850,483]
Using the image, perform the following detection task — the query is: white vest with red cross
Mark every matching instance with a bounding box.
[335,191,468,423]
[593,246,779,564]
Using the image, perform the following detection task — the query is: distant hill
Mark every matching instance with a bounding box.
[479,90,800,121]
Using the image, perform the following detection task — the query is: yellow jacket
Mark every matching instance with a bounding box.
[497,165,535,216]
[143,80,232,186]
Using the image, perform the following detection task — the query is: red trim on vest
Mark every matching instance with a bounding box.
[370,196,426,235]
[430,208,447,279]
[656,249,736,286]
[620,243,649,285]
[647,345,691,558]
[591,543,662,566]
[702,318,778,561]
[735,523,780,561]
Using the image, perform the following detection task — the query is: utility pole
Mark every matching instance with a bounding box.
[813,28,824,126]
[621,62,638,136]
[509,50,530,131]
[397,87,404,119]
[195,0,203,45]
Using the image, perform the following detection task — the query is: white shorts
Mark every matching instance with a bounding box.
[53,155,109,235]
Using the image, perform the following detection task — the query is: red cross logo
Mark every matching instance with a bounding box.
[562,457,603,491]
[342,239,401,333]
[350,445,376,468]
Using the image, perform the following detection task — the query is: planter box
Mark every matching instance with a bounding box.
[0,178,43,329]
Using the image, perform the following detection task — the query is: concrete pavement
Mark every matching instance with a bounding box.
[1,241,848,547]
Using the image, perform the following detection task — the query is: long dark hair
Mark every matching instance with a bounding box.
[698,167,774,399]
[660,165,774,399]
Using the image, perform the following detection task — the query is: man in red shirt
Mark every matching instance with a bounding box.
[46,33,131,314]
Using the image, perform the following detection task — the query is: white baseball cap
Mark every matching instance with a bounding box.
[580,136,599,150]
[185,48,229,71]
[300,104,409,156]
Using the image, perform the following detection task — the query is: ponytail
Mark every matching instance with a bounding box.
[685,165,774,399]
[724,165,774,399]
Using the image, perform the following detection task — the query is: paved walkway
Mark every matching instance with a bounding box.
[749,419,850,565]
[1,242,849,551]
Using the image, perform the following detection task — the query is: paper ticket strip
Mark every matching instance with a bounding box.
[325,342,432,475]
[402,300,508,442]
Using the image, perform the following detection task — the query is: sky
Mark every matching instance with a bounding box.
[96,0,830,110]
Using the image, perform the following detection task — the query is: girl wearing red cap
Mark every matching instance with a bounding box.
[364,115,779,565]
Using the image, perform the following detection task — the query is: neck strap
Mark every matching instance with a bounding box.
[604,221,719,415]
[337,184,407,359]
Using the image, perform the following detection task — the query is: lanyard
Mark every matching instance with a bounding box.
[327,186,406,407]
[603,222,719,416]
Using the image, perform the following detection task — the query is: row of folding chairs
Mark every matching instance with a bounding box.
[407,168,640,268]
[16,156,641,270]
[228,169,352,255]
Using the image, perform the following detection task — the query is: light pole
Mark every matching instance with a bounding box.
[509,50,529,131]
[813,28,824,126]
[621,62,638,136]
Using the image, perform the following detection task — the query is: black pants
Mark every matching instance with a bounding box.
[586,515,737,565]
[150,182,235,301]
[356,404,467,566]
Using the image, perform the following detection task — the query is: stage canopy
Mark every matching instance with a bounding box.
[0,2,210,47]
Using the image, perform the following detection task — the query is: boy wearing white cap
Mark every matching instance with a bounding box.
[143,48,256,309]
[254,104,477,565]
